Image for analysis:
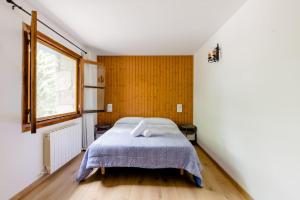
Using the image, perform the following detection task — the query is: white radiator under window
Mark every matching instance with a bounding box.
[43,123,82,174]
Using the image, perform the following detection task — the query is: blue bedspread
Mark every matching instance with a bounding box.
[76,124,203,186]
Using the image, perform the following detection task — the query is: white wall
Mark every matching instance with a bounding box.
[193,0,300,199]
[0,1,95,199]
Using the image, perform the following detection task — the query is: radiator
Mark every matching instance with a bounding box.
[43,123,82,174]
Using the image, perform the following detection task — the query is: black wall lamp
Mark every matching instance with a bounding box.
[208,44,220,63]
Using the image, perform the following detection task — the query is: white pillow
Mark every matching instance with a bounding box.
[115,117,144,125]
[143,117,177,126]
[130,120,147,137]
[142,129,152,137]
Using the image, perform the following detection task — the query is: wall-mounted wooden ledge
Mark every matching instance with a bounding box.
[83,110,105,114]
[83,85,105,89]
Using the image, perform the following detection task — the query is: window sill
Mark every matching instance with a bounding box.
[22,113,81,132]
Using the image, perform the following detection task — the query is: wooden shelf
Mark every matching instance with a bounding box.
[83,85,105,89]
[83,110,105,114]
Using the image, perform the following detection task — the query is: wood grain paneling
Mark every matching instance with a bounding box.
[97,56,193,125]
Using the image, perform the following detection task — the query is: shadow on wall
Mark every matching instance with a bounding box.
[196,91,248,192]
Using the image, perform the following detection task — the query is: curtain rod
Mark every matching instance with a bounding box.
[6,0,88,55]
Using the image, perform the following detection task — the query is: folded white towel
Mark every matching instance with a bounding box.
[142,129,152,137]
[130,120,147,137]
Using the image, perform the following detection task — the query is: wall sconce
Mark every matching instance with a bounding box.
[208,44,220,63]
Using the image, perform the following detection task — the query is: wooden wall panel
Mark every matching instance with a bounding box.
[97,56,193,125]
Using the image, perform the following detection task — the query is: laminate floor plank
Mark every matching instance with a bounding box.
[20,146,249,200]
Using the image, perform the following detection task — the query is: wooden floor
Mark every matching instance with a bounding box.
[21,146,248,200]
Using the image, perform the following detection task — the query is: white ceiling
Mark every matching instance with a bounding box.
[26,0,246,55]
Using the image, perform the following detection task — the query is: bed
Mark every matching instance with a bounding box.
[76,117,203,187]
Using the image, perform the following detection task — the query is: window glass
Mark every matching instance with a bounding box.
[36,42,77,118]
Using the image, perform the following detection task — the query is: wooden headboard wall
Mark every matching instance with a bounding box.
[97,56,193,125]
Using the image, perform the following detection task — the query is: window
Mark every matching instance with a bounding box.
[22,23,82,132]
[36,42,77,118]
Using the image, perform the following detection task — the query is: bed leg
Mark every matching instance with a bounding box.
[193,176,202,188]
[180,169,184,175]
[101,167,105,175]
